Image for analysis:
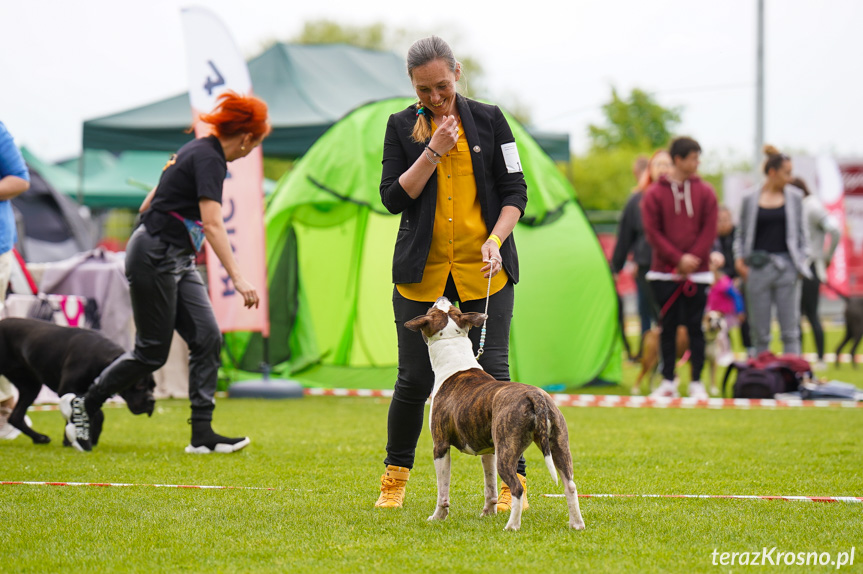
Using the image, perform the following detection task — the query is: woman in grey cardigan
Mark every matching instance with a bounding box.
[734,145,811,355]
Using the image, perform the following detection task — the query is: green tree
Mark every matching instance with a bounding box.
[570,148,645,211]
[293,20,388,50]
[588,87,681,151]
[571,87,684,211]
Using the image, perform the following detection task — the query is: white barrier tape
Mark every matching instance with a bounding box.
[302,388,863,409]
[1,480,275,490]
[40,388,856,411]
[549,394,862,409]
[304,388,394,398]
[5,481,857,503]
[543,493,863,503]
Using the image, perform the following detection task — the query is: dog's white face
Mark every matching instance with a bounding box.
[703,311,727,335]
[405,297,487,344]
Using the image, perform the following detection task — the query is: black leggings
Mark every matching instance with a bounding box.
[800,264,824,360]
[385,277,525,476]
[650,280,709,382]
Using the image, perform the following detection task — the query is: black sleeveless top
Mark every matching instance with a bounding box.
[753,205,788,253]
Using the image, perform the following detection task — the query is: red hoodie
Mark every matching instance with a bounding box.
[641,174,718,275]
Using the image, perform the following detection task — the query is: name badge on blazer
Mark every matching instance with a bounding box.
[501,142,523,173]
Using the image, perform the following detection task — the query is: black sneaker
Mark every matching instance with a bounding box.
[59,394,92,452]
[185,434,250,454]
[185,420,249,454]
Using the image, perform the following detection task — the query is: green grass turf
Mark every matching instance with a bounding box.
[3,395,862,573]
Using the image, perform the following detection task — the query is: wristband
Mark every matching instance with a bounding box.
[488,234,502,249]
[426,145,442,158]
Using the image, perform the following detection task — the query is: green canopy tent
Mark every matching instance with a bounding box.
[21,148,163,208]
[226,97,620,390]
[81,43,570,162]
[22,148,277,210]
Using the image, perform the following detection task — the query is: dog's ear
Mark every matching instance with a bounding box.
[456,312,487,329]
[404,315,431,332]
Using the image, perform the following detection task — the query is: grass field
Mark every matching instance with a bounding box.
[3,392,862,573]
[3,322,862,572]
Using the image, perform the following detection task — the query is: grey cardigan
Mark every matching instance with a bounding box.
[733,184,812,278]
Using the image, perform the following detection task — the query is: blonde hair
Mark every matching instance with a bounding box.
[406,36,458,143]
[411,104,432,144]
[637,150,671,190]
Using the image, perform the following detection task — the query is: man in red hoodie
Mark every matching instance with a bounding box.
[641,137,718,398]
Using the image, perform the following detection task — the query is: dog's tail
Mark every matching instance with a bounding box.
[531,393,559,485]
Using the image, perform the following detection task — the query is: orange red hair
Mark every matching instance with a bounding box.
[637,149,672,191]
[198,91,271,140]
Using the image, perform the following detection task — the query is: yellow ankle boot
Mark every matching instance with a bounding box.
[497,473,529,512]
[374,465,410,508]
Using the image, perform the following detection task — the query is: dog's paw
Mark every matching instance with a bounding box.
[503,522,521,531]
[428,508,449,521]
[569,520,586,530]
[32,434,51,445]
[480,506,497,517]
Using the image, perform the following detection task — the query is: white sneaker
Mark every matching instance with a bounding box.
[0,422,20,440]
[649,380,679,398]
[688,381,709,400]
[0,407,19,440]
[813,360,827,372]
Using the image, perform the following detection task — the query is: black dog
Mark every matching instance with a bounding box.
[835,296,863,369]
[0,318,155,445]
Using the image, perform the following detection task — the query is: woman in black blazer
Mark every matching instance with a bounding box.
[376,36,528,510]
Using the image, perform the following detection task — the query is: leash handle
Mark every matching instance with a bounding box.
[475,256,499,360]
[659,279,698,319]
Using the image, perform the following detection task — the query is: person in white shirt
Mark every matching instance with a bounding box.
[795,176,841,369]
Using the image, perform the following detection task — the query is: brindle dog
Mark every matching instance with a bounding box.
[405,297,585,531]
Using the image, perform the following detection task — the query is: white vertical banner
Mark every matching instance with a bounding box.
[180,6,269,336]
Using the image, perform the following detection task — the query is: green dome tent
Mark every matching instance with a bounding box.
[224,97,621,389]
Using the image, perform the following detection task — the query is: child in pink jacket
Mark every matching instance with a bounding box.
[707,252,744,366]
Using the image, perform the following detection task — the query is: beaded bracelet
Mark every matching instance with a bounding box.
[424,149,441,165]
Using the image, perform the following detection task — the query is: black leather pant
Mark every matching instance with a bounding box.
[86,226,220,420]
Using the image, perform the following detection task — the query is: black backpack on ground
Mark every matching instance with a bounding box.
[722,352,812,399]
[723,366,786,399]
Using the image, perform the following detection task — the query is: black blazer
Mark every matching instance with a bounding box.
[380,94,528,286]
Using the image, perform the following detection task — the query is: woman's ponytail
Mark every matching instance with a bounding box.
[410,103,432,143]
[762,144,788,175]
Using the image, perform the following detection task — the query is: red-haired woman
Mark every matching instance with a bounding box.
[61,92,271,453]
[611,150,672,360]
